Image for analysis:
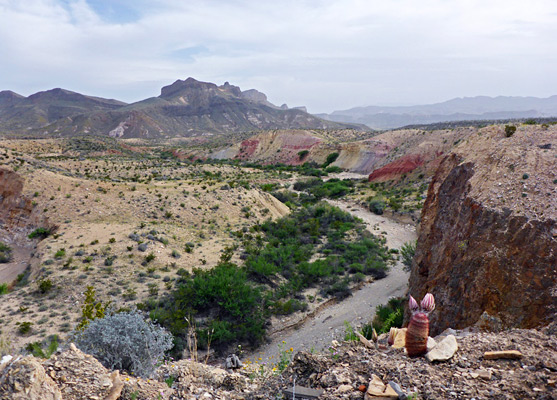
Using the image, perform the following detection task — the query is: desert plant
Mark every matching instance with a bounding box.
[406,293,435,357]
[372,297,405,334]
[77,286,111,330]
[73,310,173,377]
[322,152,339,168]
[0,283,8,295]
[25,335,59,358]
[38,279,53,294]
[400,240,417,272]
[18,321,33,334]
[28,227,51,240]
[504,125,517,137]
[368,200,385,215]
[0,242,13,263]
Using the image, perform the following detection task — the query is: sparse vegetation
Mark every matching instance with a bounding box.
[73,310,173,377]
[0,242,12,263]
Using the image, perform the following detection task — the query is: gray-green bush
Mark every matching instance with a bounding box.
[73,310,173,377]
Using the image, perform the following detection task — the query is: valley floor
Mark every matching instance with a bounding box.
[248,198,417,362]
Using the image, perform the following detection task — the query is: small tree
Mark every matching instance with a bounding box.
[73,310,173,377]
[76,286,111,331]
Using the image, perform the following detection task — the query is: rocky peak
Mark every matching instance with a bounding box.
[159,78,219,99]
[219,81,242,97]
[241,88,268,103]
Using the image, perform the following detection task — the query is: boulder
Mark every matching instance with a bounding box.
[425,334,458,362]
[0,356,62,400]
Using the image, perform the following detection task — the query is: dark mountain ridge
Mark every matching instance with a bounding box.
[0,78,360,138]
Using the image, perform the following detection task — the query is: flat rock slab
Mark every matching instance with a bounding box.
[283,386,324,399]
[425,334,458,362]
[365,375,399,399]
[483,350,523,360]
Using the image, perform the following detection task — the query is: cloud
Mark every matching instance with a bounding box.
[0,0,556,112]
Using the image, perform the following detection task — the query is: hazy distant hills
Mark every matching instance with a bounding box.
[318,96,557,129]
[0,78,360,138]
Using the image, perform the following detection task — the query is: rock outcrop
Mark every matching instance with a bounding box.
[0,356,62,400]
[1,324,556,399]
[408,125,556,334]
[0,168,51,240]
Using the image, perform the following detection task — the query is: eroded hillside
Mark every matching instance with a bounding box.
[409,124,557,334]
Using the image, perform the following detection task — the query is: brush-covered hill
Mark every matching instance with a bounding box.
[0,78,362,138]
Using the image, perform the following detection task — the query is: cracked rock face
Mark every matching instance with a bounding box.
[408,126,556,334]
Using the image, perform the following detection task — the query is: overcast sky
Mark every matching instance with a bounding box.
[1,0,556,113]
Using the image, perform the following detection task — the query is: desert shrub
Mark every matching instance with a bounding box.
[293,178,354,200]
[372,297,405,334]
[368,200,385,215]
[297,150,309,159]
[504,125,517,137]
[272,298,308,315]
[28,227,51,240]
[400,240,417,272]
[0,283,8,295]
[0,242,13,263]
[73,310,173,377]
[388,197,402,212]
[38,279,53,294]
[104,256,116,266]
[324,165,343,173]
[77,286,111,330]
[151,262,266,353]
[18,321,33,334]
[54,249,66,259]
[25,335,59,358]
[322,152,339,168]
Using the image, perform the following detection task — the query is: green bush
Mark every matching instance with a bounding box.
[0,242,13,263]
[505,125,517,137]
[372,297,405,334]
[297,150,309,159]
[0,283,8,295]
[322,152,339,168]
[38,279,53,294]
[18,321,33,335]
[25,335,58,358]
[368,200,385,215]
[152,262,266,353]
[28,227,51,240]
[400,241,416,272]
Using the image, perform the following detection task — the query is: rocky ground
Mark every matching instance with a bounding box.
[1,323,555,400]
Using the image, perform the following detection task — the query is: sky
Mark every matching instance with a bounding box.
[1,0,556,113]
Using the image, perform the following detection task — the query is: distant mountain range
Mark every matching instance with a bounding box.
[0,78,360,138]
[317,96,557,130]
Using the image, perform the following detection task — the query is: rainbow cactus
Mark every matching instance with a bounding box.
[405,293,435,357]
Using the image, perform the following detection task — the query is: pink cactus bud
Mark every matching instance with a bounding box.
[409,295,419,313]
[420,293,435,313]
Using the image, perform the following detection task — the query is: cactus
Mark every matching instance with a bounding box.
[405,293,435,357]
